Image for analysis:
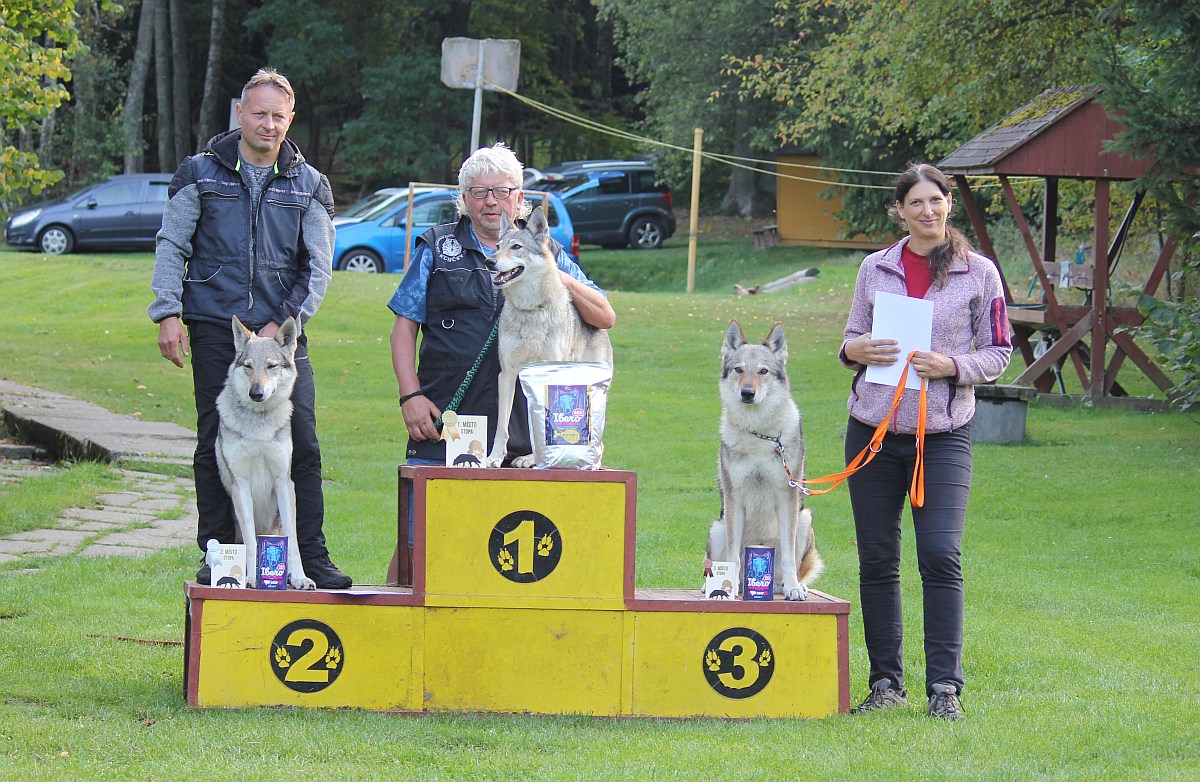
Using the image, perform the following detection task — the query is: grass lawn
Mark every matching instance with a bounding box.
[0,238,1197,780]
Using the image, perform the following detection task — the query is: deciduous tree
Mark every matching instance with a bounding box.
[0,1,86,213]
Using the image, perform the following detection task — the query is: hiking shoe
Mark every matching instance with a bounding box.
[304,553,352,590]
[928,682,965,720]
[196,560,211,585]
[851,677,908,713]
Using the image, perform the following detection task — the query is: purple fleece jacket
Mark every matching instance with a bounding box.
[840,236,1013,433]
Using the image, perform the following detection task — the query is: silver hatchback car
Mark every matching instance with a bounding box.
[5,173,173,255]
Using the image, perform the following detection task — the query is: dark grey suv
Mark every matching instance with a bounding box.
[4,173,173,255]
[542,162,676,250]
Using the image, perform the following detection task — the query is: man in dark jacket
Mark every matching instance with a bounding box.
[149,67,350,589]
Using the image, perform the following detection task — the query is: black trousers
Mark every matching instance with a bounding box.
[845,416,972,698]
[188,320,329,560]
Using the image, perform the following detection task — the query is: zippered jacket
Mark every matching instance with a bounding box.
[840,236,1013,433]
[148,129,334,331]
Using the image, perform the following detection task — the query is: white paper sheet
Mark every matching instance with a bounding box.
[865,291,933,389]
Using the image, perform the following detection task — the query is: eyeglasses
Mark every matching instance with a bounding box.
[466,186,515,200]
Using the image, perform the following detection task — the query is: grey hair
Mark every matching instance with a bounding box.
[454,142,531,219]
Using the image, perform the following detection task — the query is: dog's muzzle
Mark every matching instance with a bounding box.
[492,266,524,286]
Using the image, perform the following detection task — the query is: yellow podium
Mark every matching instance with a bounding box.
[184,466,850,717]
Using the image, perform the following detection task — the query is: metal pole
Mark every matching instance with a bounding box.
[470,40,484,152]
[687,128,703,293]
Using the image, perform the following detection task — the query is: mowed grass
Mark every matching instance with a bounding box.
[0,242,1197,780]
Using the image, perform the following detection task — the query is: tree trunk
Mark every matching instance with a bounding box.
[169,0,191,159]
[38,35,56,167]
[196,0,227,147]
[153,0,173,171]
[122,0,159,173]
[719,107,759,217]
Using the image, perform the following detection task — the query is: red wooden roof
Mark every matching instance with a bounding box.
[939,87,1147,180]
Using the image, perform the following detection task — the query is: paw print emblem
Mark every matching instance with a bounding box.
[537,534,554,557]
[325,646,342,671]
[705,649,722,672]
[274,646,292,669]
[758,648,772,668]
[497,548,515,571]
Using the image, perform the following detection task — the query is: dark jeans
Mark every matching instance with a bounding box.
[188,320,329,561]
[845,416,972,698]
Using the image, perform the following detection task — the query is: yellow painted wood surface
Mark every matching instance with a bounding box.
[423,477,628,609]
[628,611,842,718]
[194,599,422,710]
[422,607,626,715]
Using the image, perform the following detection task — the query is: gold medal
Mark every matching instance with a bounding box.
[440,409,460,442]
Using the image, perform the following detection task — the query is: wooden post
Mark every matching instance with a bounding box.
[1090,179,1110,398]
[686,128,702,293]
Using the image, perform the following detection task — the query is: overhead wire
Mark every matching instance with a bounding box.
[490,83,1034,193]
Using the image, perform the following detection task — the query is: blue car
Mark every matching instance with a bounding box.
[333,188,579,273]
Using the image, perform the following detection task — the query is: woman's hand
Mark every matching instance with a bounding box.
[909,351,956,380]
[845,333,900,366]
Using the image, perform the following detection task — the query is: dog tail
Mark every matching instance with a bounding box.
[797,508,824,586]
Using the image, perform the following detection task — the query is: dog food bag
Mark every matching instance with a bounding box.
[519,361,613,469]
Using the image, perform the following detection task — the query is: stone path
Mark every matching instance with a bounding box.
[0,380,199,576]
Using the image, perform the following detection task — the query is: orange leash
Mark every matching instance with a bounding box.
[800,351,927,508]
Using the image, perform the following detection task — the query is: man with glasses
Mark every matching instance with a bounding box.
[388,142,615,471]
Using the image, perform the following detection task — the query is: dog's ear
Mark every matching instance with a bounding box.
[527,206,549,240]
[275,317,298,352]
[765,322,788,359]
[231,316,253,353]
[499,210,512,235]
[724,319,746,355]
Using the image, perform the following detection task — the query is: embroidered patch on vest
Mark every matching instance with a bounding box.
[437,235,464,262]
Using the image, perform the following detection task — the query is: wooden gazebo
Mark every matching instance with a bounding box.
[939,87,1178,401]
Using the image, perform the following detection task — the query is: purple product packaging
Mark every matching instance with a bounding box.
[742,546,775,601]
[256,535,288,590]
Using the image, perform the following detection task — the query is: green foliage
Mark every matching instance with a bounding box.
[338,53,471,187]
[1093,0,1200,406]
[0,0,85,212]
[596,0,781,210]
[727,0,1103,236]
[1134,293,1200,408]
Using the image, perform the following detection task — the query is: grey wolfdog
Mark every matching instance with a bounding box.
[215,316,315,590]
[707,320,823,600]
[486,207,613,468]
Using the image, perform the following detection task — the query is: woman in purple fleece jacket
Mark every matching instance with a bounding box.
[842,163,1012,720]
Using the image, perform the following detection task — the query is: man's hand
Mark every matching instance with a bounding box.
[157,317,190,368]
[401,395,442,441]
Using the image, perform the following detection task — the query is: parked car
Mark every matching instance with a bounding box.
[333,186,439,226]
[539,161,675,250]
[4,173,173,255]
[333,188,579,273]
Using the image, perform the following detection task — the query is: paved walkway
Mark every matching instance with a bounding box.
[0,380,198,576]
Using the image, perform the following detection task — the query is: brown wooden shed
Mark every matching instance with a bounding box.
[939,86,1178,401]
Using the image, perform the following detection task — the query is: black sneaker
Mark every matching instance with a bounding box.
[303,553,352,590]
[928,682,964,720]
[196,560,211,585]
[851,677,908,713]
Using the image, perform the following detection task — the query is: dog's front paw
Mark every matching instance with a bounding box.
[290,573,316,591]
[509,454,536,468]
[783,584,809,601]
[486,456,505,468]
